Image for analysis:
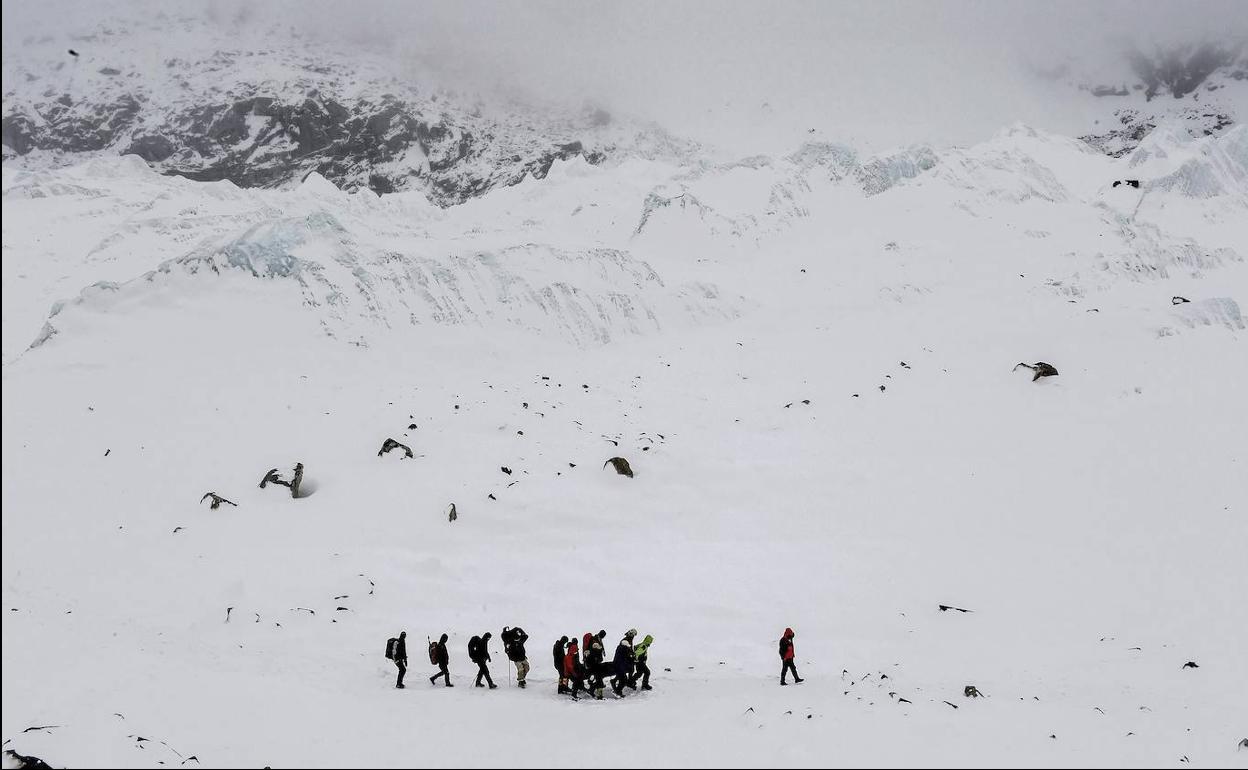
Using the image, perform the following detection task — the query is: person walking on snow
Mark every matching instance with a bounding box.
[611,629,637,696]
[392,631,408,689]
[779,627,803,685]
[468,632,498,688]
[502,626,530,688]
[429,633,453,687]
[563,638,584,699]
[586,635,608,699]
[582,631,595,667]
[631,633,654,690]
[553,636,569,694]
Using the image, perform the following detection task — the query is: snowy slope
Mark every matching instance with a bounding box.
[3,117,1248,770]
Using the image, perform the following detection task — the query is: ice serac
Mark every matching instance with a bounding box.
[30,207,738,350]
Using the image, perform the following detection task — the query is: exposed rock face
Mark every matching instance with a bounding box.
[0,18,691,206]
[3,88,622,204]
[1078,45,1246,157]
[1127,44,1241,100]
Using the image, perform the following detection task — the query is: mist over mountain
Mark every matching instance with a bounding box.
[3,3,1246,769]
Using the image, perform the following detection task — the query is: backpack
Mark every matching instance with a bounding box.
[428,641,439,666]
[468,635,482,662]
[385,637,399,660]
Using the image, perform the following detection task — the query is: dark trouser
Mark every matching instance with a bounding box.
[430,663,450,685]
[395,659,407,687]
[475,661,495,687]
[781,659,800,683]
[568,675,583,698]
[612,668,632,694]
[632,661,651,688]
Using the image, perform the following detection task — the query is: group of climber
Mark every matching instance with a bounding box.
[387,626,802,693]
[385,626,654,697]
[553,628,654,700]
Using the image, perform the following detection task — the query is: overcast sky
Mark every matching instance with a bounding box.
[4,0,1246,151]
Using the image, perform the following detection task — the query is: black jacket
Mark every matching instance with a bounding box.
[779,637,792,660]
[503,627,529,662]
[586,641,604,668]
[553,638,567,670]
[395,636,407,662]
[468,635,491,664]
[435,638,449,666]
[613,642,634,676]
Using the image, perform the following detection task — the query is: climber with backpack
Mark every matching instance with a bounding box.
[779,627,803,685]
[581,631,595,666]
[631,633,654,690]
[563,637,584,699]
[468,632,497,689]
[552,636,569,694]
[585,634,607,699]
[427,633,452,687]
[501,626,530,688]
[611,629,637,697]
[385,630,408,689]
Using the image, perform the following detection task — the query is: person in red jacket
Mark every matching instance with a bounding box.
[564,638,584,700]
[779,627,803,685]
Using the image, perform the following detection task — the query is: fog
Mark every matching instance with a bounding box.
[4,0,1246,150]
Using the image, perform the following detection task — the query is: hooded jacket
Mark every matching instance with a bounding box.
[469,633,492,664]
[553,636,568,670]
[563,640,582,677]
[634,634,654,663]
[502,626,528,662]
[779,628,795,661]
[613,640,635,676]
[434,634,449,666]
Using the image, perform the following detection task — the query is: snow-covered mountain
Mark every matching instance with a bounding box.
[5,14,1248,207]
[3,11,1248,770]
[1071,43,1248,156]
[1,14,698,204]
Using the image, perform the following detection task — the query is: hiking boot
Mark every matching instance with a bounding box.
[794,677,804,684]
[396,683,405,689]
[518,681,526,689]
[488,684,498,689]
[475,683,485,688]
[780,680,788,686]
[445,682,454,687]
[641,684,653,691]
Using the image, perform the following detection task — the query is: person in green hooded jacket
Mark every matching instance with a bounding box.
[630,634,654,690]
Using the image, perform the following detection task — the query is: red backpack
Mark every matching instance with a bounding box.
[428,641,439,666]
